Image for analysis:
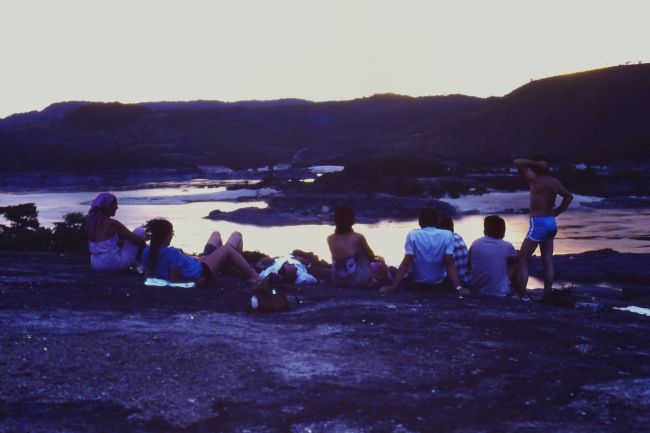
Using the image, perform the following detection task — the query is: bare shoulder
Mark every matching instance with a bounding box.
[108,218,132,237]
[108,218,126,230]
[547,175,567,191]
[353,232,367,245]
[552,176,573,197]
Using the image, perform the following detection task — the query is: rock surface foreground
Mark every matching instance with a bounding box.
[1,252,649,432]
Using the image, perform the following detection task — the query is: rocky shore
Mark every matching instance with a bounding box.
[208,193,457,226]
[205,190,650,227]
[530,249,650,288]
[1,251,649,432]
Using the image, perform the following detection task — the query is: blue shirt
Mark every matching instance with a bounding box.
[141,246,203,281]
[404,226,455,284]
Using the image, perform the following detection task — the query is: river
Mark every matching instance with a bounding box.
[1,185,648,268]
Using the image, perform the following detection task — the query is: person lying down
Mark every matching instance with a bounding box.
[142,218,260,288]
[256,255,319,285]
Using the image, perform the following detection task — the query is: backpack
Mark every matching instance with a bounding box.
[247,274,300,313]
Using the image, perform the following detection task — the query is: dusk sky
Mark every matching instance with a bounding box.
[1,0,648,119]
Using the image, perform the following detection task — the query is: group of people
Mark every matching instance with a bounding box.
[86,156,573,299]
[86,193,262,287]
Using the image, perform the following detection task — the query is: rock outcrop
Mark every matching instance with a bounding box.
[1,252,649,432]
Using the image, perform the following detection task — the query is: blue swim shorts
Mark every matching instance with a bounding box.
[526,216,557,242]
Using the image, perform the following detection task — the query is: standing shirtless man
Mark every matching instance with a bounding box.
[514,156,573,299]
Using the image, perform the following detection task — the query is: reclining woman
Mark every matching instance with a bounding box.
[255,249,334,285]
[142,218,260,287]
[327,205,387,288]
[87,192,146,272]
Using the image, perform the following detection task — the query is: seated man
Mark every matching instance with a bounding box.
[438,213,470,287]
[384,207,467,294]
[468,215,519,297]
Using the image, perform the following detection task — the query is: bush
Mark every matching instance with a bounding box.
[0,203,40,231]
[52,212,88,253]
[0,205,88,253]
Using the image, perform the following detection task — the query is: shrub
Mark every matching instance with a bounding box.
[0,203,40,231]
[52,212,88,253]
[0,205,88,253]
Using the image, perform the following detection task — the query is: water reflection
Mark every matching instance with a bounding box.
[1,189,648,268]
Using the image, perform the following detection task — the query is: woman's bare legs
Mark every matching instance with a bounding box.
[202,230,248,277]
[206,231,223,248]
[223,231,246,276]
[226,231,243,252]
[200,245,260,285]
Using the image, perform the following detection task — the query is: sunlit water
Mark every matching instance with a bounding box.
[1,187,648,269]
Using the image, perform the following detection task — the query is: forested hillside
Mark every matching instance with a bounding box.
[1,64,648,172]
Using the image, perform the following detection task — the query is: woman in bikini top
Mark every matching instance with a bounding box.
[327,205,387,288]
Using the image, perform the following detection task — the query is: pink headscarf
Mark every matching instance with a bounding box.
[86,192,117,237]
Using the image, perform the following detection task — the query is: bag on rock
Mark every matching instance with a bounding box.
[248,285,292,313]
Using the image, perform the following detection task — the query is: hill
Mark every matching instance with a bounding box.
[413,64,650,162]
[1,65,649,171]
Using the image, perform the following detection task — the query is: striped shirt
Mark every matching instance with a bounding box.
[452,233,470,285]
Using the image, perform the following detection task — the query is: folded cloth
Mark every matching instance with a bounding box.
[144,278,195,288]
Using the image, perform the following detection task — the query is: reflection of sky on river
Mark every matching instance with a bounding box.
[442,191,602,213]
[1,189,648,268]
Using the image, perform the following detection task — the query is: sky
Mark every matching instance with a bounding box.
[0,0,648,119]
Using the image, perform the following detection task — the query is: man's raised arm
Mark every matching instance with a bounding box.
[514,158,548,177]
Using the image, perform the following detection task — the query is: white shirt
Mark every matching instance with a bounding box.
[258,256,317,285]
[404,227,454,284]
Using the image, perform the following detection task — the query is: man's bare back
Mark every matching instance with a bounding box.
[528,175,569,217]
[514,159,573,217]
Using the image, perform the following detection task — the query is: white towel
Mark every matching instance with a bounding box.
[145,278,195,288]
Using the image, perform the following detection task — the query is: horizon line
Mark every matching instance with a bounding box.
[2,62,647,120]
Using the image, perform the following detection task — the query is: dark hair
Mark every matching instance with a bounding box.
[438,213,454,232]
[484,215,506,239]
[278,263,298,283]
[531,154,549,175]
[419,207,439,228]
[145,218,173,267]
[334,205,355,234]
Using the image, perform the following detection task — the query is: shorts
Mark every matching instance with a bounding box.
[526,216,557,242]
[200,262,216,286]
[203,243,218,256]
